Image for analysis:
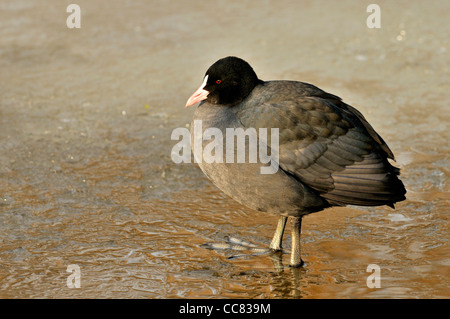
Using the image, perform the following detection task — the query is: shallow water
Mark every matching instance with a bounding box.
[0,0,449,298]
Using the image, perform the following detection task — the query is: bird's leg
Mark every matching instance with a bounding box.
[269,215,288,251]
[290,216,304,267]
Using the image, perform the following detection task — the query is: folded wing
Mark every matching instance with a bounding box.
[237,82,406,207]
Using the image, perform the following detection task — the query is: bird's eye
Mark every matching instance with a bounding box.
[216,79,221,84]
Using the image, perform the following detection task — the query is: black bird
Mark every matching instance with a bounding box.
[185,56,406,267]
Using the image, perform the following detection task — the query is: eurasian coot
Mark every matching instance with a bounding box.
[185,56,406,267]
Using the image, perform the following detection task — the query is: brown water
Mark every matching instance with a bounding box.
[0,0,449,298]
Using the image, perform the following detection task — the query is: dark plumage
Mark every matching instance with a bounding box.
[186,56,406,267]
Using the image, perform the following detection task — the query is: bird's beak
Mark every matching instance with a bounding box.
[186,75,209,107]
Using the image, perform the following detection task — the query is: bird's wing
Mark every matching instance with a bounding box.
[236,94,405,207]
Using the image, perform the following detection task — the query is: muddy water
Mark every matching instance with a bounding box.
[0,0,449,298]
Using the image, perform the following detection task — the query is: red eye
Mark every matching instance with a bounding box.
[216,79,221,84]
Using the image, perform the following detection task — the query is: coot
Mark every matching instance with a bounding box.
[186,56,406,267]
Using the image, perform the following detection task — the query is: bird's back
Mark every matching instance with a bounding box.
[235,81,406,208]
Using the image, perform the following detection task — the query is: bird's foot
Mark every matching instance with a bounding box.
[288,259,305,268]
[201,236,284,260]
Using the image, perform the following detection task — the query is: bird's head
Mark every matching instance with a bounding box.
[185,56,261,107]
